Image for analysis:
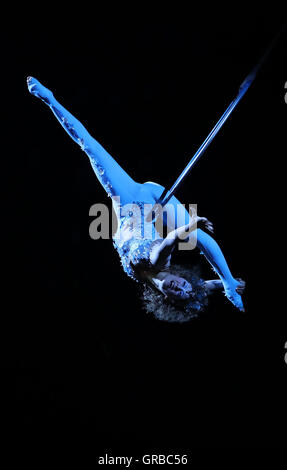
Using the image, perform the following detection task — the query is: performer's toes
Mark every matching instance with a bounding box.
[27,76,39,93]
[27,76,53,103]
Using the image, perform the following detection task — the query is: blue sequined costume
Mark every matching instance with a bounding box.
[114,238,162,281]
[113,201,163,281]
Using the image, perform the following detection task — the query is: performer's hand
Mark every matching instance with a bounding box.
[197,217,214,233]
[235,278,245,295]
[27,77,54,104]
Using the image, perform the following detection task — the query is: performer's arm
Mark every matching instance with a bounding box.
[150,216,213,268]
[204,279,223,293]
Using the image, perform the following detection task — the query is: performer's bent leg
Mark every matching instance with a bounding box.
[140,182,244,311]
[172,203,244,310]
[27,77,140,205]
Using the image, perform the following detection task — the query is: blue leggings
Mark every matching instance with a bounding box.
[28,78,242,306]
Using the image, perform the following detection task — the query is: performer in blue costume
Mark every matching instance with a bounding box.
[27,77,245,316]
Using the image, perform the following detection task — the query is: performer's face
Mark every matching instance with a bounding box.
[162,274,193,300]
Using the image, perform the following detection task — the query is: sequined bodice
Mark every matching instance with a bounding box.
[113,201,163,281]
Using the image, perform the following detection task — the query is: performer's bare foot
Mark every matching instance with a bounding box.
[27,77,53,104]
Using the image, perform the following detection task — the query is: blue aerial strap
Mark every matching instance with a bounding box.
[153,25,286,211]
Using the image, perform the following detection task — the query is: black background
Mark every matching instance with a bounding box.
[2,10,287,462]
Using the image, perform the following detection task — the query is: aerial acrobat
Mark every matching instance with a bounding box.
[27,77,245,318]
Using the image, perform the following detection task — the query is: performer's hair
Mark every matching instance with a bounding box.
[140,264,208,323]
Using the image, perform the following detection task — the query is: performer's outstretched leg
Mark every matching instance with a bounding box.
[27,77,140,205]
